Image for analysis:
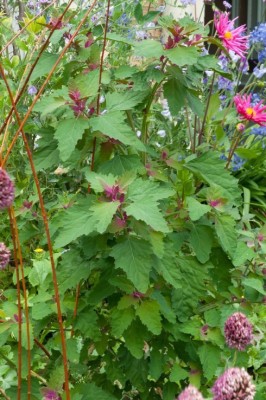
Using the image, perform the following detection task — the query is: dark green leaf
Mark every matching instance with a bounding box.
[136,299,162,335]
[54,118,89,161]
[110,236,152,292]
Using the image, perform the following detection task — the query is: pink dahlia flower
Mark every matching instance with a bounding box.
[224,312,253,351]
[212,367,255,400]
[177,385,204,400]
[214,12,248,58]
[234,94,266,125]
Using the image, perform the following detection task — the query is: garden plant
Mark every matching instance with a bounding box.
[0,0,266,399]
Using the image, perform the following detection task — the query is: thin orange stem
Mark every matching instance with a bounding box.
[8,208,22,400]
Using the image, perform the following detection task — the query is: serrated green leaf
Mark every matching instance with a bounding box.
[242,277,266,295]
[163,78,186,115]
[73,383,118,400]
[74,309,100,339]
[198,344,220,380]
[125,178,172,232]
[54,118,89,161]
[30,52,58,81]
[106,91,147,111]
[68,69,100,98]
[186,152,240,203]
[32,303,54,320]
[12,323,34,350]
[28,259,51,287]
[165,46,199,66]
[33,96,67,115]
[186,197,211,221]
[169,364,189,383]
[110,236,152,292]
[89,112,145,150]
[232,242,255,267]
[53,196,96,248]
[110,307,135,337]
[136,300,162,335]
[89,201,120,233]
[99,154,144,176]
[134,39,163,59]
[189,224,213,263]
[125,200,170,232]
[215,214,237,258]
[124,320,148,359]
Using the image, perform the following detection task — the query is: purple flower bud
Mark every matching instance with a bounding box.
[212,367,255,400]
[41,388,61,400]
[28,85,38,96]
[177,385,204,400]
[224,312,253,351]
[0,242,11,270]
[0,168,15,209]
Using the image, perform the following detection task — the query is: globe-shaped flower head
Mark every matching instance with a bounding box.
[177,385,204,400]
[0,168,15,209]
[212,367,255,400]
[0,242,11,270]
[224,312,253,351]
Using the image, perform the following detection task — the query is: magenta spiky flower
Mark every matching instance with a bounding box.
[212,368,255,400]
[0,242,11,270]
[177,385,204,400]
[214,12,248,58]
[224,312,253,351]
[0,168,15,209]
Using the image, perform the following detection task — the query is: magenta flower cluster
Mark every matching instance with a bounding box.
[0,242,11,270]
[177,385,204,400]
[212,367,256,400]
[224,312,253,351]
[0,168,15,209]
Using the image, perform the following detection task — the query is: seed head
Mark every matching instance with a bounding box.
[0,242,11,270]
[0,168,15,209]
[177,385,204,400]
[224,312,253,351]
[212,367,255,400]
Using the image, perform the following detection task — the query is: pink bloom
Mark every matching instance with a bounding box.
[224,312,253,351]
[177,385,204,400]
[234,94,266,125]
[212,367,255,400]
[214,12,248,58]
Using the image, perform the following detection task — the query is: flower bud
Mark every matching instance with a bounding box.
[177,385,204,400]
[0,168,15,209]
[0,242,11,270]
[224,312,253,351]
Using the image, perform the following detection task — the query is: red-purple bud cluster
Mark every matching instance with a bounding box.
[212,367,255,400]
[224,312,253,351]
[177,385,204,400]
[104,184,125,203]
[0,242,11,270]
[0,168,15,209]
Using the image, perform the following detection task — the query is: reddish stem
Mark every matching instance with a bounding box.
[8,208,22,400]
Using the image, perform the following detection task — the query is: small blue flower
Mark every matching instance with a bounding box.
[250,23,266,46]
[180,0,196,5]
[253,65,266,78]
[250,126,266,136]
[28,85,37,96]
[223,1,232,9]
[258,49,266,63]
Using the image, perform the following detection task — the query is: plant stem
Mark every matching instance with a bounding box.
[198,72,216,146]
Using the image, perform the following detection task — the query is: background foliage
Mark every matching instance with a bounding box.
[0,0,265,399]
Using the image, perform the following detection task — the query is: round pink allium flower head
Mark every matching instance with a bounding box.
[212,367,255,400]
[0,168,15,209]
[224,312,253,351]
[0,242,11,270]
[177,385,204,400]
